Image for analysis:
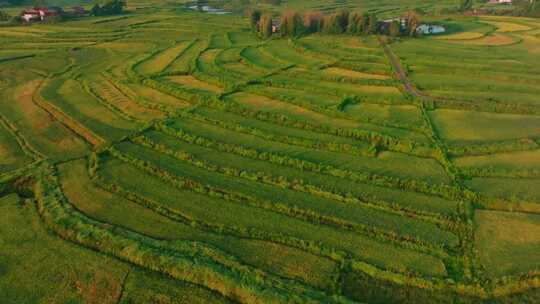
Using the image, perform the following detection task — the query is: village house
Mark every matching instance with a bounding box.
[21,7,63,22]
[272,20,281,33]
[489,0,513,4]
[378,18,407,35]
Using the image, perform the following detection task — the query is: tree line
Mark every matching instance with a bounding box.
[90,0,126,16]
[248,9,421,38]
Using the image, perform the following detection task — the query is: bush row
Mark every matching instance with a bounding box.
[460,167,540,179]
[131,135,454,255]
[447,138,540,157]
[36,163,344,304]
[155,122,473,203]
[434,98,540,116]
[419,106,461,183]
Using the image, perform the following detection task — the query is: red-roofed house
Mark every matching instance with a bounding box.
[21,7,63,22]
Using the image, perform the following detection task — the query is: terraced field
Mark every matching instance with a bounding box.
[1,3,539,304]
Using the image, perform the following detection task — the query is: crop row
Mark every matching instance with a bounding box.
[103,76,177,115]
[180,107,377,157]
[129,135,457,253]
[433,95,540,116]
[154,121,474,204]
[0,112,44,160]
[84,79,143,123]
[34,79,105,148]
[447,138,540,157]
[94,150,450,278]
[140,77,441,158]
[35,164,341,304]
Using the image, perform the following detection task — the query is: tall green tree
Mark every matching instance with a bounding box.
[406,10,420,36]
[248,9,261,31]
[303,10,323,33]
[367,14,378,34]
[280,11,303,37]
[389,20,400,37]
[0,10,11,22]
[347,11,363,34]
[323,10,348,34]
[459,0,473,12]
[259,13,273,38]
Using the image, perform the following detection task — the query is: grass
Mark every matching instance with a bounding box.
[2,4,540,302]
[430,109,540,144]
[120,269,233,304]
[483,21,532,33]
[475,210,540,277]
[137,40,194,75]
[41,78,138,141]
[168,117,450,184]
[99,155,447,277]
[123,82,191,109]
[0,77,88,161]
[0,193,130,304]
[164,75,224,94]
[322,67,390,80]
[143,128,459,216]
[454,150,540,172]
[60,159,339,289]
[466,177,540,206]
[343,103,425,130]
[116,139,458,247]
[0,122,33,173]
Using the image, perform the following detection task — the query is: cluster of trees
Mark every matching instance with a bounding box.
[0,10,11,22]
[90,0,126,16]
[459,0,474,12]
[248,8,421,39]
[515,0,540,16]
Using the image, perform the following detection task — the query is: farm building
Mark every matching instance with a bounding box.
[416,24,446,35]
[272,20,281,33]
[378,18,407,34]
[21,7,63,22]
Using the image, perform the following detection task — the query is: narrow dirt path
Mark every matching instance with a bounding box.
[379,37,425,99]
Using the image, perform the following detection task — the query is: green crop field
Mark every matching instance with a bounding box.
[1,0,540,303]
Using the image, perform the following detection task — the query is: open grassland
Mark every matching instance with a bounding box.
[475,210,540,277]
[1,4,540,303]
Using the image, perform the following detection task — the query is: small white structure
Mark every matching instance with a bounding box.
[489,0,513,4]
[416,24,446,35]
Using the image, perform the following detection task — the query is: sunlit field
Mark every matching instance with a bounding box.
[1,0,540,303]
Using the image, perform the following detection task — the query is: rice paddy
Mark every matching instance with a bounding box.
[1,1,539,303]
